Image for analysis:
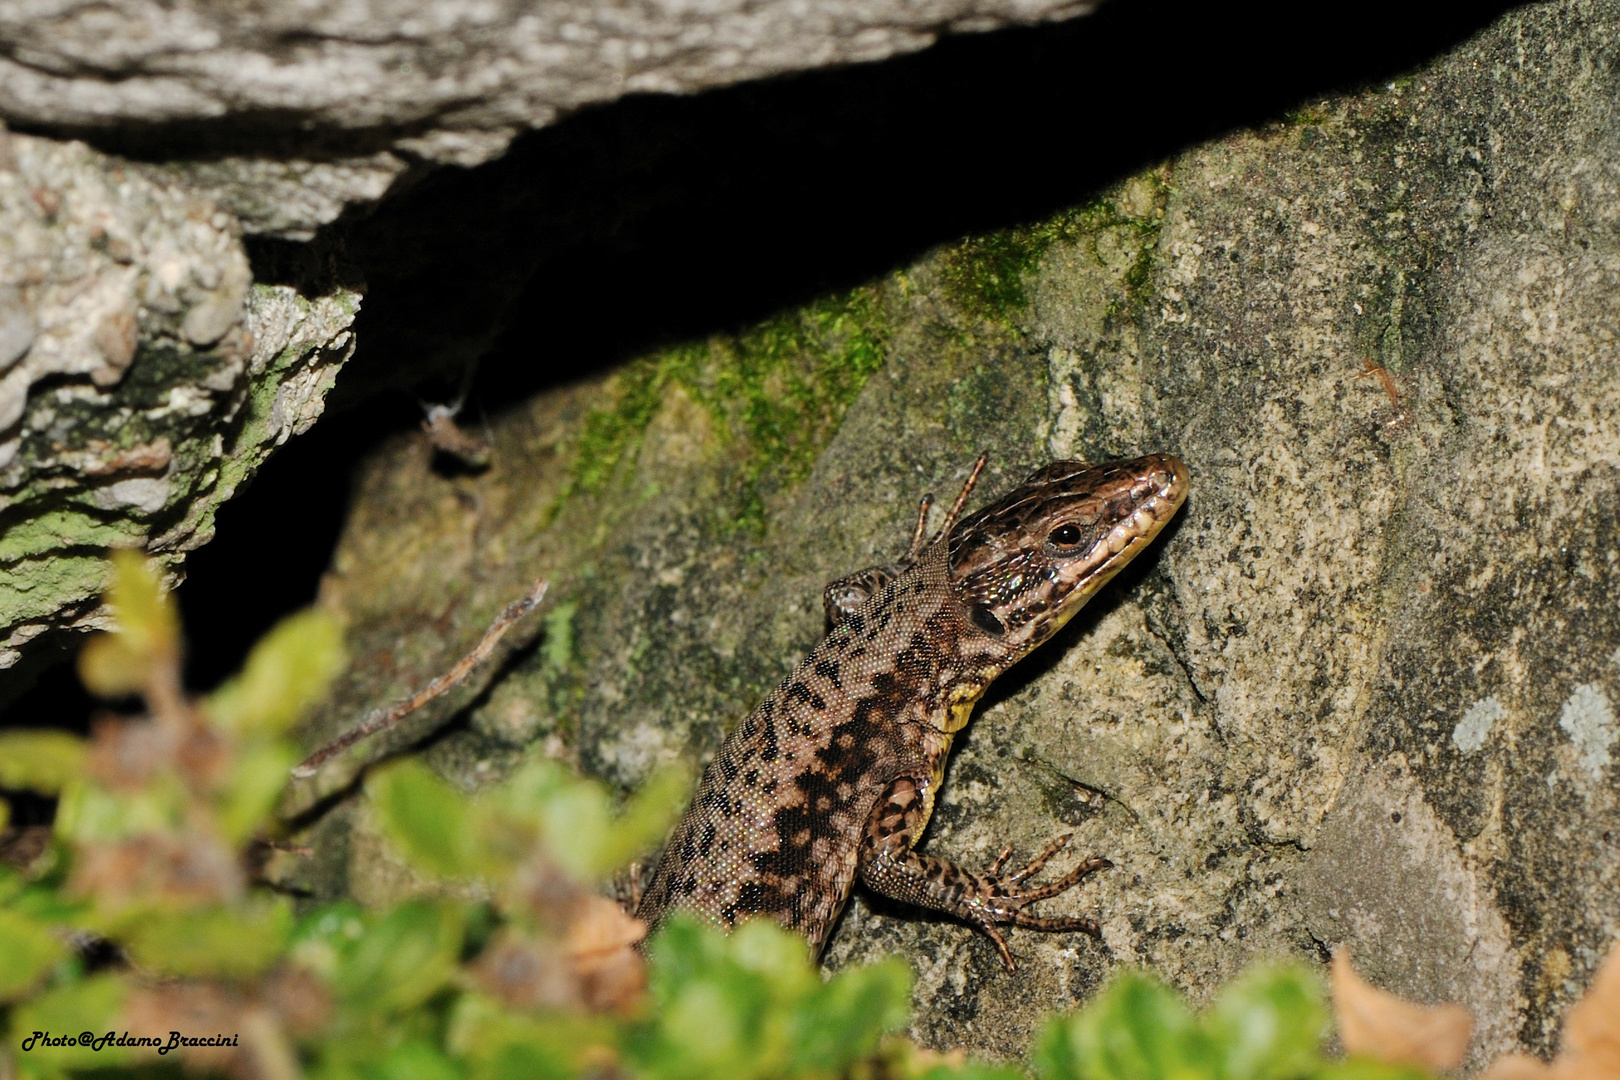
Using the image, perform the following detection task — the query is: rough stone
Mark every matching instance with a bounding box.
[286,0,1617,1070]
[0,126,359,669]
[0,0,1101,239]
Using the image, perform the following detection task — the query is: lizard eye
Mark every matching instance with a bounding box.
[1048,524,1082,547]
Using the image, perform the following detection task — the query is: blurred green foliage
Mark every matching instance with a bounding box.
[0,553,1440,1080]
[1034,969,1427,1080]
[627,916,909,1080]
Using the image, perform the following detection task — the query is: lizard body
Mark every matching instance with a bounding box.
[637,454,1189,968]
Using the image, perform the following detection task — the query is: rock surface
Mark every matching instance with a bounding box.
[0,0,1100,238]
[0,125,358,670]
[0,0,1120,671]
[284,0,1617,1068]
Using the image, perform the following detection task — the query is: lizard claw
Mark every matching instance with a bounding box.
[965,838,1111,970]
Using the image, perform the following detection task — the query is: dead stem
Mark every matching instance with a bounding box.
[291,578,549,779]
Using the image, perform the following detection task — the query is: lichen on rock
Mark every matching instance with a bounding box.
[0,126,358,667]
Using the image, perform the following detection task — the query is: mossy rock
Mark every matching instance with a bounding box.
[289,1,1620,1068]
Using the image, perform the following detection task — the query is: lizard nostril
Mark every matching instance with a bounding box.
[970,605,1007,636]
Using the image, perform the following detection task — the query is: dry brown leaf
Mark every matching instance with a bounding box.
[1561,945,1620,1080]
[1473,940,1620,1080]
[0,824,52,871]
[69,833,244,908]
[86,715,179,789]
[565,894,646,961]
[1479,1053,1559,1080]
[1332,947,1473,1070]
[469,930,581,1012]
[86,715,230,793]
[565,895,647,1013]
[123,972,327,1080]
[260,966,333,1039]
[122,981,243,1073]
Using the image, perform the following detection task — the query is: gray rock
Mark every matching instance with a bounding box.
[0,0,1102,238]
[287,0,1619,1066]
[0,284,36,372]
[0,126,358,669]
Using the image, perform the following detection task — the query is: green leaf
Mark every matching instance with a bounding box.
[646,974,754,1080]
[1314,1061,1433,1080]
[78,550,178,697]
[76,634,149,699]
[1207,965,1328,1080]
[1034,971,1213,1080]
[788,956,911,1074]
[644,914,732,1004]
[635,915,907,1080]
[369,759,481,878]
[0,731,86,794]
[537,780,613,881]
[0,907,68,1001]
[448,994,617,1080]
[474,1040,577,1080]
[217,741,299,843]
[363,1039,466,1080]
[913,1065,1030,1080]
[53,777,189,844]
[729,916,817,997]
[334,900,465,1015]
[119,896,294,978]
[492,759,690,881]
[208,609,347,735]
[8,973,127,1080]
[289,900,370,980]
[588,766,691,877]
[6,879,88,926]
[636,916,776,1080]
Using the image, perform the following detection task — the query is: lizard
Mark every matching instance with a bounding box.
[635,452,1190,970]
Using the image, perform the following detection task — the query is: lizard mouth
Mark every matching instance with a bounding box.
[1020,453,1188,645]
[946,453,1190,649]
[1070,453,1190,589]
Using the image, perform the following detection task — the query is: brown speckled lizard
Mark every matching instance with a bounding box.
[636,453,1190,970]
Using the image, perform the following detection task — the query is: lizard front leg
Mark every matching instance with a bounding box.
[823,453,989,626]
[855,776,1109,971]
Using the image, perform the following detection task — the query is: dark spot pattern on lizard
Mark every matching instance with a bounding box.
[637,453,1189,969]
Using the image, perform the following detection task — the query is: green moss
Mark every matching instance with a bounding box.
[938,226,1058,325]
[554,286,888,537]
[0,554,109,624]
[571,359,671,497]
[698,289,887,535]
[939,174,1168,327]
[541,602,578,674]
[0,510,142,566]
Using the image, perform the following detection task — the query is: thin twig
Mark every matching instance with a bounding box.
[291,579,549,779]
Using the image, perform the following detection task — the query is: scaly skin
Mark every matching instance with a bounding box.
[636,454,1190,969]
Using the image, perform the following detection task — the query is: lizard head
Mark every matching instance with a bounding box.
[946,454,1189,659]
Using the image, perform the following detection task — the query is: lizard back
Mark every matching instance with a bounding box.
[636,538,988,947]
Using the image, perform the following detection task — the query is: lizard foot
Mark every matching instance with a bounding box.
[965,834,1110,972]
